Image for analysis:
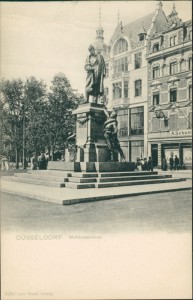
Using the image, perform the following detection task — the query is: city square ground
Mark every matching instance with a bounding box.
[1,190,192,233]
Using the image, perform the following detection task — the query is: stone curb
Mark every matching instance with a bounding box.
[1,186,192,206]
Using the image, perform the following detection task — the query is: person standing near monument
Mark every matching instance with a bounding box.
[174,155,179,170]
[147,156,153,171]
[31,153,38,170]
[38,151,47,170]
[169,154,174,171]
[162,156,168,171]
[84,45,106,103]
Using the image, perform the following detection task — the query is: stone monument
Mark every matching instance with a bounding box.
[48,45,135,172]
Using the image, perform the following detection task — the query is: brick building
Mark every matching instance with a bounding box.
[147,4,192,169]
[91,2,192,167]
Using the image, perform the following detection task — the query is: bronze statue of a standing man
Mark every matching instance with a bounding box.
[84,45,106,103]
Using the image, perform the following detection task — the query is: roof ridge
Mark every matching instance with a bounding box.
[123,12,154,28]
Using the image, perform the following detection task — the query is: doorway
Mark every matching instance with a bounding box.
[151,144,158,167]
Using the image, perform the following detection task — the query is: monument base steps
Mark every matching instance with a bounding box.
[3,169,186,189]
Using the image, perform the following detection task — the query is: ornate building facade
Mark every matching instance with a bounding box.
[103,2,167,162]
[147,4,192,169]
[92,2,192,167]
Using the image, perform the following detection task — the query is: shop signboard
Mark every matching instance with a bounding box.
[170,130,192,137]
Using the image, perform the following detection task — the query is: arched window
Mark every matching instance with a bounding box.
[113,82,122,99]
[170,61,178,75]
[152,65,160,79]
[113,38,128,55]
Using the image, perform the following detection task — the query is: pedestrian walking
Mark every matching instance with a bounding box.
[1,157,9,170]
[147,156,153,171]
[31,153,38,170]
[38,152,47,170]
[169,154,174,171]
[162,156,167,171]
[174,155,180,170]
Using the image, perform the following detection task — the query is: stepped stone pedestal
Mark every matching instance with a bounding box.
[48,102,134,174]
[48,161,136,172]
[73,102,109,162]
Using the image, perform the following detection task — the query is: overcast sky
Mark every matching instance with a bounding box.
[1,1,192,94]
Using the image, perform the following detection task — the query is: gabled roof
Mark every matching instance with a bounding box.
[123,12,155,48]
[109,13,155,50]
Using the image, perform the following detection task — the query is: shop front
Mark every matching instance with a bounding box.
[149,137,192,169]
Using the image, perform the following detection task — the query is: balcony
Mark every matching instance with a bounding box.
[111,98,130,109]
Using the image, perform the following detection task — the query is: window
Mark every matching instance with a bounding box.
[189,85,192,101]
[152,66,160,79]
[170,37,173,47]
[135,80,142,96]
[134,52,142,69]
[189,57,192,70]
[139,33,145,41]
[170,88,177,102]
[124,81,129,98]
[153,93,160,105]
[153,43,159,52]
[180,59,186,72]
[113,57,128,73]
[169,114,178,130]
[162,64,167,76]
[130,106,144,135]
[113,82,122,99]
[113,38,128,55]
[170,61,178,74]
[170,35,177,46]
[117,110,128,137]
[130,141,144,161]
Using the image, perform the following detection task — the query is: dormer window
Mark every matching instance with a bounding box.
[138,22,146,42]
[153,43,159,53]
[139,33,146,41]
